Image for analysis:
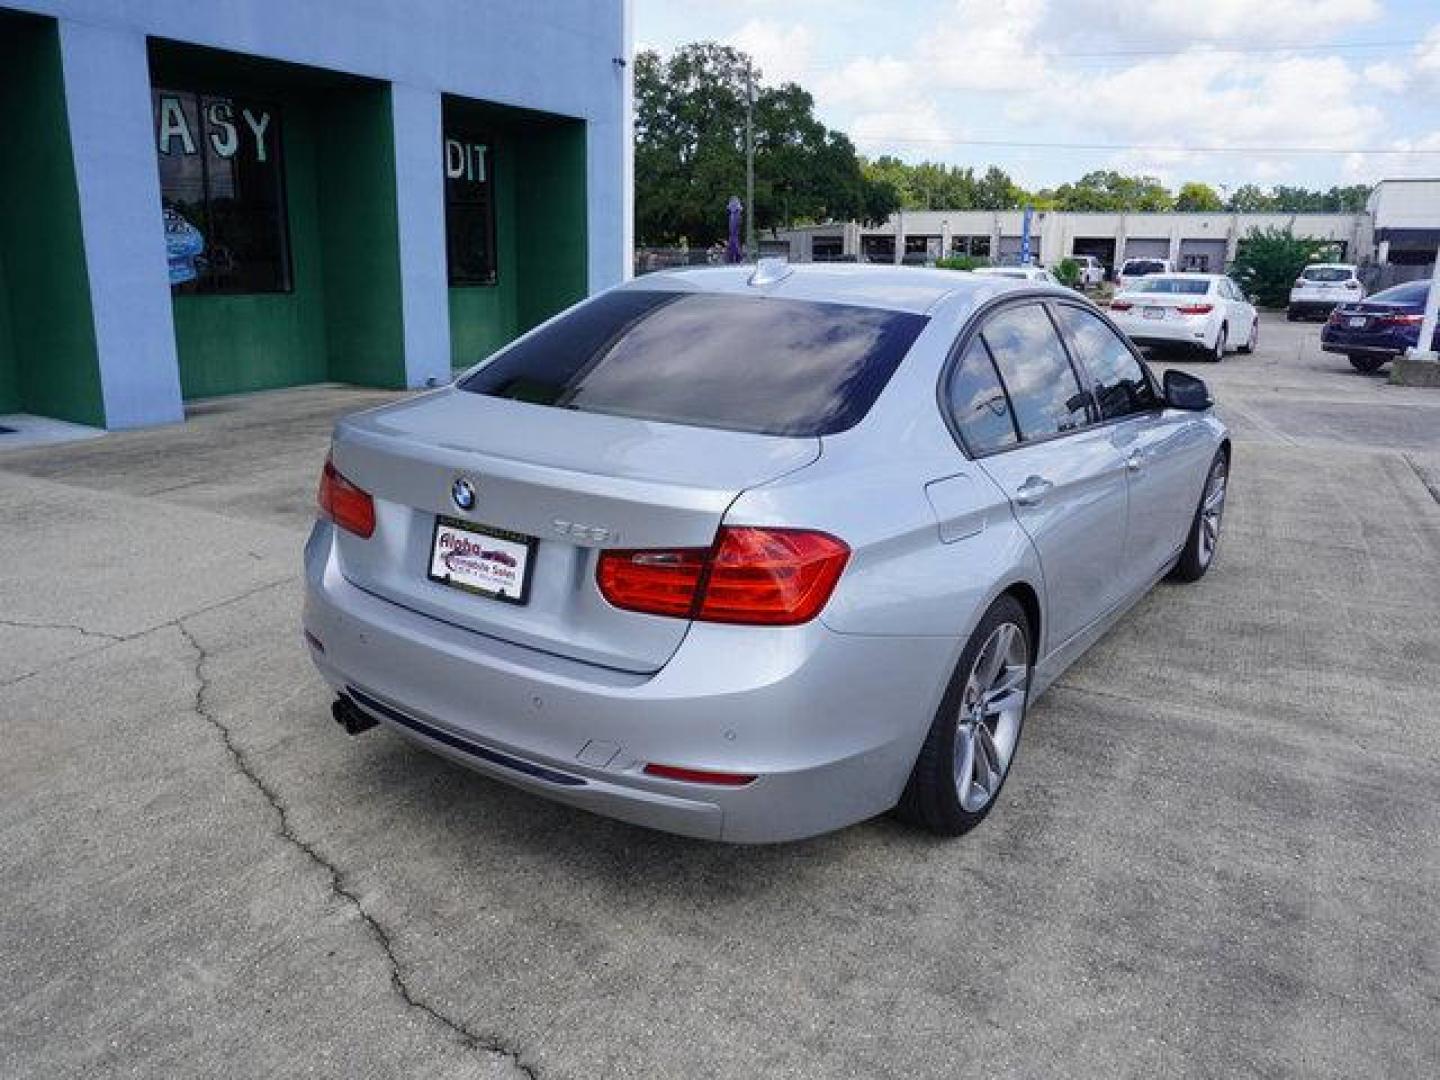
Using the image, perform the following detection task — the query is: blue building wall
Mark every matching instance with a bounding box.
[0,0,632,428]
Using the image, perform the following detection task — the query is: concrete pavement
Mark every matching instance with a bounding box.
[2,321,1439,1078]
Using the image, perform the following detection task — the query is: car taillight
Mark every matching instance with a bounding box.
[1378,313,1423,326]
[1345,280,1361,289]
[1110,300,1133,311]
[1177,304,1214,315]
[596,526,850,626]
[1327,309,1345,324]
[317,455,375,538]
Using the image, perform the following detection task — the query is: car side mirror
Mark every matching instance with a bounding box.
[1163,369,1212,411]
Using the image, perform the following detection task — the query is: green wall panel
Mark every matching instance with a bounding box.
[151,43,405,397]
[0,246,18,412]
[171,98,328,399]
[445,101,588,370]
[316,84,406,387]
[0,14,104,426]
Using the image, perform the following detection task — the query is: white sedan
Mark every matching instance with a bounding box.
[1108,273,1258,362]
[972,265,1061,285]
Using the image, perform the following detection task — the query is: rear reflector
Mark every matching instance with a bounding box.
[597,526,850,626]
[1176,304,1214,315]
[317,455,376,538]
[643,762,757,786]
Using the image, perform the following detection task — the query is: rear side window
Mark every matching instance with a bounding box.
[458,290,928,437]
[1134,278,1210,295]
[1055,306,1160,421]
[1124,260,1165,275]
[948,338,1018,454]
[1301,267,1352,282]
[980,304,1091,439]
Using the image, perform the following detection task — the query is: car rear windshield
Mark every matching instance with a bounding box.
[1132,278,1210,295]
[1369,280,1429,305]
[1302,267,1352,282]
[457,290,929,437]
[1123,260,1165,275]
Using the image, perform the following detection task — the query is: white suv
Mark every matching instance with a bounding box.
[1071,255,1106,289]
[1117,257,1173,292]
[1288,264,1363,321]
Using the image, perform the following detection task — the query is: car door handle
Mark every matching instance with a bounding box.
[1014,475,1054,506]
[1125,450,1146,472]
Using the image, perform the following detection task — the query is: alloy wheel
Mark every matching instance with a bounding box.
[1198,458,1228,567]
[953,621,1028,813]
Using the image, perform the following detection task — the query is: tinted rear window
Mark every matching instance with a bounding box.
[1133,278,1210,295]
[1370,281,1429,305]
[1301,267,1352,282]
[458,290,928,437]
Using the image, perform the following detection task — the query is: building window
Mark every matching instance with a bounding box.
[154,89,291,294]
[951,235,991,258]
[444,130,497,285]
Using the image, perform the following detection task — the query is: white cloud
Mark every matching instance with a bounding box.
[918,0,1051,90]
[1344,130,1440,181]
[1095,0,1381,45]
[816,55,919,111]
[849,99,956,156]
[728,18,815,85]
[1417,24,1440,78]
[1363,62,1408,93]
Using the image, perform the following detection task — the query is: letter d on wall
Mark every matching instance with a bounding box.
[445,138,466,180]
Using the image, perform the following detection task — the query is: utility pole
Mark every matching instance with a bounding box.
[745,59,755,260]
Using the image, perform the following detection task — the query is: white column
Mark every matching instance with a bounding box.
[1409,252,1440,362]
[390,84,451,387]
[58,20,183,429]
[893,210,905,265]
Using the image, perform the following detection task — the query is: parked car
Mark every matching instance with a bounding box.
[1116,257,1173,291]
[1070,255,1107,288]
[973,264,1061,285]
[306,263,1229,843]
[1288,263,1364,320]
[1109,273,1259,361]
[1321,279,1437,373]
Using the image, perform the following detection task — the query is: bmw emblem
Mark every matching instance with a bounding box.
[451,477,476,512]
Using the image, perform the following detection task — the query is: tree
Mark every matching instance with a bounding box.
[1230,227,1332,308]
[1044,170,1174,211]
[634,43,897,245]
[1175,182,1224,212]
[1226,184,1272,212]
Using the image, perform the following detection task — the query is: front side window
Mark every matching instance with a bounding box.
[459,291,928,437]
[1055,306,1159,421]
[980,304,1092,439]
[154,89,290,293]
[444,127,497,285]
[948,338,1018,454]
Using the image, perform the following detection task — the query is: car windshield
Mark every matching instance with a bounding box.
[1302,267,1352,282]
[1123,260,1165,275]
[1132,278,1210,295]
[1369,281,1429,305]
[458,290,929,437]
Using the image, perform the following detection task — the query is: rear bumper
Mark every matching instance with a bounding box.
[302,523,957,843]
[1112,315,1211,349]
[1320,327,1413,357]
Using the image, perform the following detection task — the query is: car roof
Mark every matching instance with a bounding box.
[619,262,1055,314]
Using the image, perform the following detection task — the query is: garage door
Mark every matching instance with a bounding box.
[1124,238,1170,260]
[1179,239,1228,274]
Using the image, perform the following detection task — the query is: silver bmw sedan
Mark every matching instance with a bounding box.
[304,263,1229,843]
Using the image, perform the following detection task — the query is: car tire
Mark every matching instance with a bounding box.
[1209,324,1227,362]
[1238,318,1258,354]
[896,594,1032,836]
[1286,307,1299,322]
[1349,354,1387,374]
[1172,449,1229,583]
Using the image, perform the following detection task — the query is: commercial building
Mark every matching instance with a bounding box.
[0,0,631,431]
[776,178,1440,277]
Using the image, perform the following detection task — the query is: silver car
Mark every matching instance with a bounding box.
[304,263,1229,843]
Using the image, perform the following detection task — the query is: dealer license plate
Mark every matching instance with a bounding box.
[1143,306,1165,320]
[1348,316,1367,328]
[428,516,535,604]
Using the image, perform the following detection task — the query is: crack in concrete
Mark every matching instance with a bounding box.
[1403,454,1440,507]
[174,619,539,1080]
[0,618,123,641]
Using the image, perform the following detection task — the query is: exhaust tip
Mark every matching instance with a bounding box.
[332,695,378,736]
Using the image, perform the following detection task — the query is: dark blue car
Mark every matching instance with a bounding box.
[1321,279,1437,373]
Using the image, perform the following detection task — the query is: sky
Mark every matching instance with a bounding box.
[634,0,1440,193]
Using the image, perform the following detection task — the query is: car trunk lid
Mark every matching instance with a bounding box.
[329,389,820,673]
